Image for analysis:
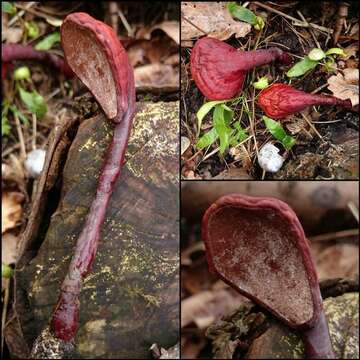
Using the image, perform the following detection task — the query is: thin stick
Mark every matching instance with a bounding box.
[1,279,10,357]
[32,113,37,150]
[309,228,358,243]
[181,13,207,36]
[301,113,323,141]
[14,114,27,159]
[118,8,134,37]
[297,10,321,48]
[253,2,333,34]
[348,201,359,223]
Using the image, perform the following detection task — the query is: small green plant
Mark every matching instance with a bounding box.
[196,100,249,154]
[253,76,269,90]
[263,116,295,150]
[24,21,40,39]
[35,32,61,51]
[228,2,265,30]
[287,47,345,77]
[2,2,16,15]
[2,263,14,278]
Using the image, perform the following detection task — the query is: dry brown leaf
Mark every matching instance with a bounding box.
[2,233,19,265]
[134,63,178,89]
[181,2,251,43]
[315,244,359,280]
[181,289,248,329]
[327,69,359,106]
[137,21,179,45]
[343,43,359,60]
[2,192,24,234]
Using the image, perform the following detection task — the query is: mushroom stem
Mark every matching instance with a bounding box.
[50,112,132,341]
[258,83,355,119]
[302,310,335,359]
[2,43,74,77]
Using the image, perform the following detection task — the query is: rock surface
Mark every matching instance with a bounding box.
[15,101,179,359]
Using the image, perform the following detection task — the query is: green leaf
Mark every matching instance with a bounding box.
[325,47,345,56]
[254,16,265,31]
[25,21,40,39]
[214,104,233,154]
[230,122,248,145]
[35,32,61,51]
[2,263,14,278]
[2,2,16,15]
[9,105,29,125]
[308,48,326,61]
[18,87,47,119]
[253,76,269,90]
[14,66,31,81]
[196,127,219,150]
[2,116,11,136]
[196,100,226,135]
[286,56,319,77]
[263,116,295,150]
[228,2,257,25]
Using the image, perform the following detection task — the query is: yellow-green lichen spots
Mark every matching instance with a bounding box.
[77,319,107,357]
[126,102,179,186]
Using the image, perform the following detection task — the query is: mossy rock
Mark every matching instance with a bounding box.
[208,292,359,359]
[15,101,179,359]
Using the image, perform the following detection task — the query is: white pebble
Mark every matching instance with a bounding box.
[258,143,284,173]
[25,149,46,178]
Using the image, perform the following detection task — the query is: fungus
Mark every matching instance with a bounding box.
[30,12,135,358]
[190,37,291,100]
[202,194,334,359]
[258,83,355,119]
[2,43,74,78]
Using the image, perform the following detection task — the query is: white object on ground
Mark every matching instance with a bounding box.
[258,143,284,173]
[25,149,46,178]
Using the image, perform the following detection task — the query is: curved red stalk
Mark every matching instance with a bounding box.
[190,37,291,100]
[2,43,74,78]
[202,194,334,359]
[258,83,355,119]
[48,12,135,343]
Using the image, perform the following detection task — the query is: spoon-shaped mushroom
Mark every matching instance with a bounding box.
[31,12,135,358]
[190,37,291,100]
[202,194,334,359]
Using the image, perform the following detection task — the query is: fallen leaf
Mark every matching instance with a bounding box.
[134,63,178,90]
[315,244,359,280]
[138,21,179,45]
[181,2,251,43]
[181,136,191,155]
[327,69,359,106]
[343,43,359,60]
[1,233,19,265]
[181,288,248,329]
[2,192,24,234]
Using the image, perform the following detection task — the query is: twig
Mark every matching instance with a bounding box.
[253,2,333,34]
[301,113,323,141]
[14,114,27,159]
[181,13,207,36]
[333,2,350,45]
[296,10,321,48]
[309,228,359,242]
[8,2,36,26]
[32,113,37,150]
[348,201,359,223]
[118,7,134,37]
[1,279,10,357]
[109,2,119,34]
[311,83,329,94]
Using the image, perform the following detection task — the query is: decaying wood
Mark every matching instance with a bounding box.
[8,101,179,359]
[206,282,359,359]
